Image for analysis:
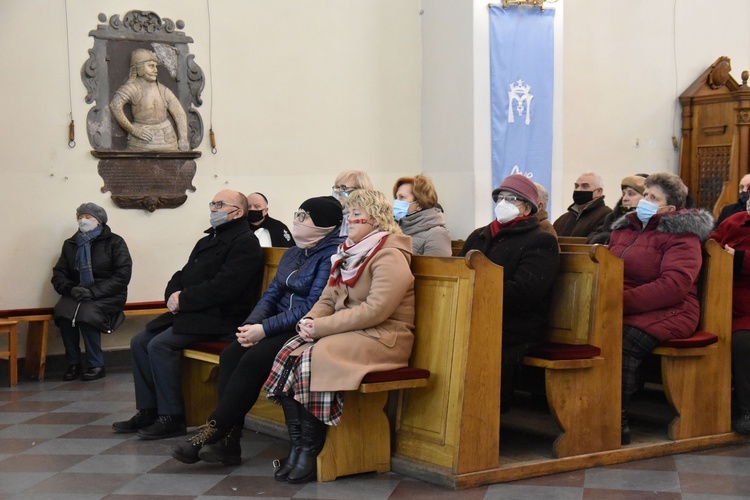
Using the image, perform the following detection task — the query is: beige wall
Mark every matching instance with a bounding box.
[2,0,750,357]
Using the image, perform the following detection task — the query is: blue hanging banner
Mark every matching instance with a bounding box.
[489,5,555,196]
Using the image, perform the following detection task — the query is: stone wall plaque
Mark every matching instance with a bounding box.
[82,10,205,211]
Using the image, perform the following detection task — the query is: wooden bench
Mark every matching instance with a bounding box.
[393,251,504,475]
[0,320,18,387]
[0,301,169,380]
[649,238,733,440]
[557,236,588,245]
[520,244,624,458]
[181,246,433,482]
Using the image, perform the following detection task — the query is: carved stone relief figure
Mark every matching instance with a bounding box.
[109,49,189,151]
[82,11,205,211]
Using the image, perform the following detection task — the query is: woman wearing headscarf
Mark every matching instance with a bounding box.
[458,174,560,411]
[608,172,713,444]
[170,196,345,465]
[264,189,415,484]
[52,203,132,381]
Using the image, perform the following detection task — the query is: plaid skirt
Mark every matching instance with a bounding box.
[263,335,344,426]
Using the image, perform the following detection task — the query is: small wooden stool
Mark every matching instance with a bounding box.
[0,320,18,387]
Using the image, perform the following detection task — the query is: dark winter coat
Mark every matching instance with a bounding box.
[716,200,747,227]
[459,217,560,346]
[51,225,132,332]
[710,211,750,332]
[242,228,345,336]
[585,198,633,245]
[553,196,613,238]
[146,217,264,336]
[609,209,714,342]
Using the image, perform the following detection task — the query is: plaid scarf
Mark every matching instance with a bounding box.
[328,231,388,287]
[75,225,103,286]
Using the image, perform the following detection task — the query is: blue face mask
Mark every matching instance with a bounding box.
[393,200,411,221]
[636,199,659,224]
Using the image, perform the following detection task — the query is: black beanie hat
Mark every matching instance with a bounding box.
[299,196,343,228]
[76,202,108,224]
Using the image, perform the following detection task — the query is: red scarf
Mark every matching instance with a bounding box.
[489,215,532,238]
[329,231,389,287]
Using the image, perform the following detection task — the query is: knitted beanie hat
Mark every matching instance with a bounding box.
[492,174,539,214]
[299,196,343,228]
[76,203,108,224]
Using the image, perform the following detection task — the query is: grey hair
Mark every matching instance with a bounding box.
[580,172,604,190]
[533,182,549,207]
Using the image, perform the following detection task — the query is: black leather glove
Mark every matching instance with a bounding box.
[71,286,93,302]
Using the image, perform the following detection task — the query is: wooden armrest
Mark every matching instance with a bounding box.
[523,356,605,370]
[359,377,429,393]
[652,344,718,357]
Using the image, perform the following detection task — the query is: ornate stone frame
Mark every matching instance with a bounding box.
[81,11,205,211]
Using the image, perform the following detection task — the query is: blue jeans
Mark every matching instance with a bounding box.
[58,320,103,368]
[130,326,230,416]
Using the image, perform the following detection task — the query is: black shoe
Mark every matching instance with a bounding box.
[137,414,187,440]
[199,425,242,465]
[734,414,750,435]
[170,420,221,464]
[62,364,82,381]
[112,409,157,433]
[81,366,106,381]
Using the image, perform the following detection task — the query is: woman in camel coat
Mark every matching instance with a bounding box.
[263,189,415,484]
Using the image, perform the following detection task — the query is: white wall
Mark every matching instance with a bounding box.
[0,0,423,354]
[562,0,750,212]
[3,0,750,357]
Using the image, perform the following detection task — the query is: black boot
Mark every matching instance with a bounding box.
[286,405,328,484]
[199,424,243,465]
[274,396,304,481]
[170,420,222,464]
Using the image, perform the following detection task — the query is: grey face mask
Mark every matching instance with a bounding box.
[210,211,229,228]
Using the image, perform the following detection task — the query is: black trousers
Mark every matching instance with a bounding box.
[733,330,750,415]
[209,331,296,430]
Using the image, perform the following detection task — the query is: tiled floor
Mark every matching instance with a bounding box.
[2,369,750,499]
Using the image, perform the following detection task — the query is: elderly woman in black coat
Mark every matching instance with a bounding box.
[52,203,132,381]
[459,174,560,410]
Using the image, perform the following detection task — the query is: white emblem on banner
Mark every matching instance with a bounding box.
[509,165,534,179]
[508,80,533,125]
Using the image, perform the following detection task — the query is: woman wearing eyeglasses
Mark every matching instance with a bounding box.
[458,174,560,411]
[170,196,345,466]
[331,170,373,236]
[263,189,415,483]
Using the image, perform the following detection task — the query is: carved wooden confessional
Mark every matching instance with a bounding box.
[679,56,750,218]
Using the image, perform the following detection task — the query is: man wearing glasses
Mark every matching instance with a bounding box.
[113,190,264,440]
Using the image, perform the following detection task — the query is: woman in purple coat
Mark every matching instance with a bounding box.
[608,172,713,445]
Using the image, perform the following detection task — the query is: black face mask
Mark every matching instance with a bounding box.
[247,209,265,223]
[572,190,594,206]
[740,191,749,205]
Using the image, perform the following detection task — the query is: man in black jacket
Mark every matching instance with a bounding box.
[246,192,295,247]
[113,190,264,439]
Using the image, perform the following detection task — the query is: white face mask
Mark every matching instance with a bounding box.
[494,200,520,223]
[78,218,99,233]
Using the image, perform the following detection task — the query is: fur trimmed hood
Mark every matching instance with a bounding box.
[611,208,714,241]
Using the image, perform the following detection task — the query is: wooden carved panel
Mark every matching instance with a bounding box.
[697,145,731,210]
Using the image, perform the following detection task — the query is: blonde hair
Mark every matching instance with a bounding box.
[393,174,439,209]
[345,190,402,234]
[334,170,374,190]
